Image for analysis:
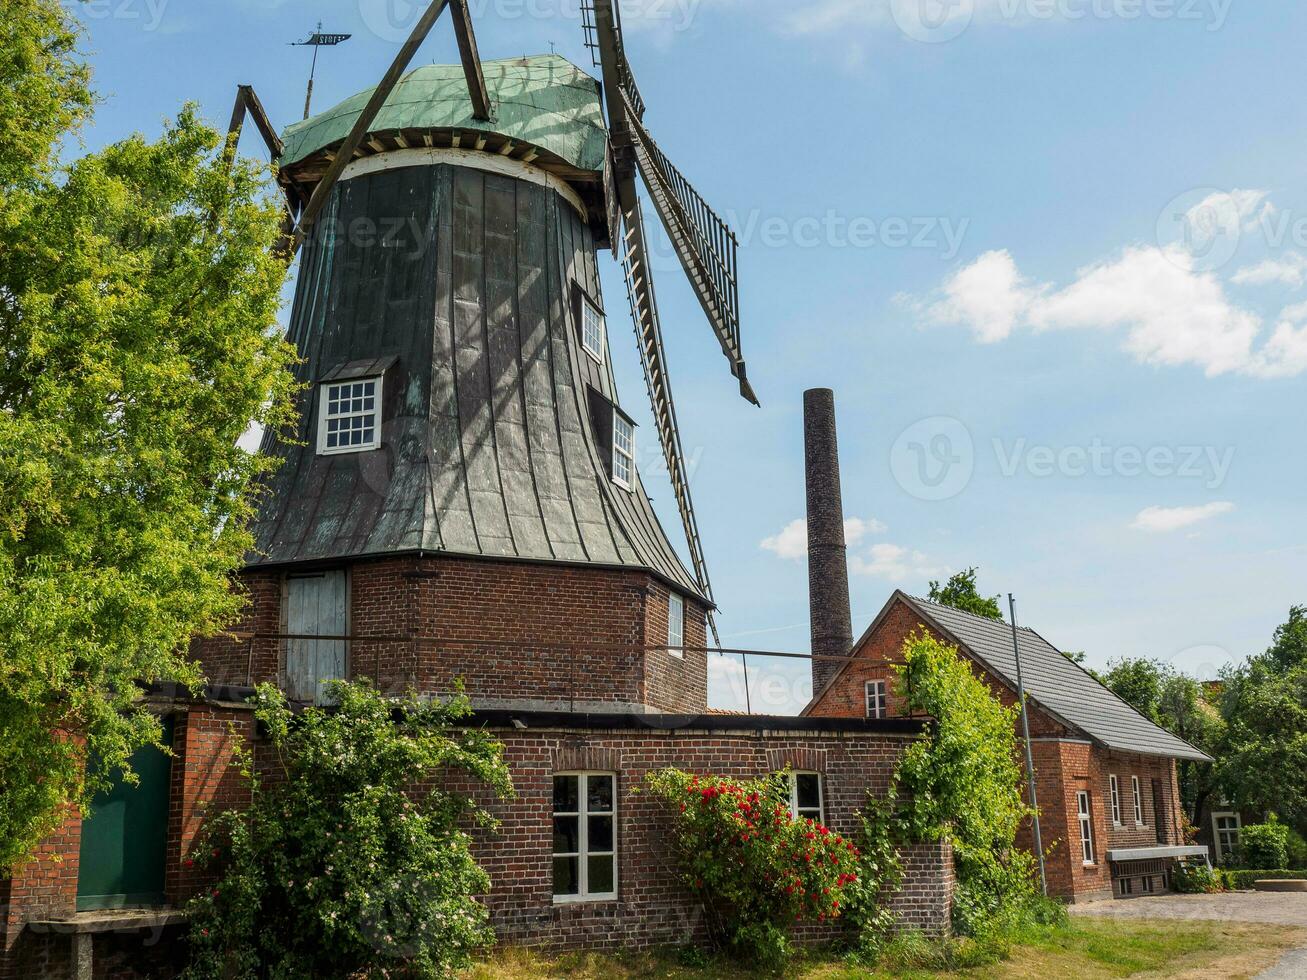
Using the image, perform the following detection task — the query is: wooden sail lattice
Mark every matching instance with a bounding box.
[622,93,753,403]
[617,205,720,641]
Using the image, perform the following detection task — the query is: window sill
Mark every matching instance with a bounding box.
[553,894,618,906]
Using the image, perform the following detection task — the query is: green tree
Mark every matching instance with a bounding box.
[0,0,297,869]
[927,567,1004,622]
[1098,658,1222,826]
[1217,608,1307,836]
[185,682,513,980]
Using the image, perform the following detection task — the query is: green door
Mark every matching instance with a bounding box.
[76,717,174,910]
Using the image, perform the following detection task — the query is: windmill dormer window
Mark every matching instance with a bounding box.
[612,412,635,488]
[581,297,606,362]
[318,377,382,455]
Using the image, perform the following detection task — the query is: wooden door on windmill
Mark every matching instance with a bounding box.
[285,571,348,704]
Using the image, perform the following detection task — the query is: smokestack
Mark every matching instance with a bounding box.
[804,388,854,696]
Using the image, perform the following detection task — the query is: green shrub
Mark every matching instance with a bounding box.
[184,681,512,980]
[1174,862,1222,893]
[1221,869,1307,890]
[644,769,860,968]
[1287,828,1307,870]
[1241,816,1291,870]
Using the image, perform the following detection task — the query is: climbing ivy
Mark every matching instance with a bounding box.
[849,630,1045,944]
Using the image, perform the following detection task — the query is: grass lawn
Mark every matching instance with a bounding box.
[467,917,1306,979]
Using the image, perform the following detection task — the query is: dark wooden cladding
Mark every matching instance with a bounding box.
[251,160,704,600]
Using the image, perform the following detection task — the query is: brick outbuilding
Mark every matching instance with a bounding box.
[804,592,1213,903]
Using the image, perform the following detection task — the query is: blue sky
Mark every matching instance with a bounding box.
[74,0,1307,712]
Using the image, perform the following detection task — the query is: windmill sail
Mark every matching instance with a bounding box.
[622,94,755,405]
[617,199,719,639]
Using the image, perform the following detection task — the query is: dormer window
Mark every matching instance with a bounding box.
[318,377,382,455]
[581,297,606,362]
[612,412,634,488]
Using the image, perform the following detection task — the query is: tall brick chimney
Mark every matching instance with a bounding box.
[804,388,854,697]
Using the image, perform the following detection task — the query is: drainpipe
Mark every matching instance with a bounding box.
[1009,594,1048,897]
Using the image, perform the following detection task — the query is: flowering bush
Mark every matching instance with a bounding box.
[645,769,859,966]
[183,681,512,979]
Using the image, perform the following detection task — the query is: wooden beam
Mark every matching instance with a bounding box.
[290,0,451,256]
[449,0,492,121]
[240,85,284,159]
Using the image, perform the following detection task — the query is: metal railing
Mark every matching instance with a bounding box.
[193,631,910,718]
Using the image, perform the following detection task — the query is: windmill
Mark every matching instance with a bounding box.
[225,0,754,647]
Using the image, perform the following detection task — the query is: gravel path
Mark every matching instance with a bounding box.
[1070,892,1307,977]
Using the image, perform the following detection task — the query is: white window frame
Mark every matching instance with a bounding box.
[552,772,618,903]
[1132,775,1144,826]
[788,772,824,824]
[317,376,383,455]
[865,680,887,719]
[1077,791,1095,865]
[611,411,634,489]
[580,296,606,363]
[667,592,684,658]
[1212,811,1241,866]
[1109,774,1122,826]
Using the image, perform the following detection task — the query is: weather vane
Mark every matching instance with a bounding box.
[292,21,352,120]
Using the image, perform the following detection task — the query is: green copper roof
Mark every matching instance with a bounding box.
[280,54,607,173]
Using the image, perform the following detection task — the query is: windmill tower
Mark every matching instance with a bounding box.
[219,0,755,709]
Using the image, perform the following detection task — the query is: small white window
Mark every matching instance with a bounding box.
[318,377,381,454]
[788,772,824,824]
[1078,791,1095,865]
[581,298,606,362]
[553,773,617,901]
[1109,775,1122,826]
[1132,775,1144,825]
[612,412,634,488]
[667,593,684,657]
[865,680,887,719]
[1213,812,1241,865]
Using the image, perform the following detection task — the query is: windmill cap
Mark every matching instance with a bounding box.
[279,54,607,177]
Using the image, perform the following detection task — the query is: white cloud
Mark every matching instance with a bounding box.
[1232,252,1307,289]
[927,249,1036,343]
[849,543,945,580]
[921,244,1307,379]
[1131,502,1235,533]
[760,516,886,560]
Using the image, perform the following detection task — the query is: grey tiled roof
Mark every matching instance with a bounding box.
[902,595,1212,763]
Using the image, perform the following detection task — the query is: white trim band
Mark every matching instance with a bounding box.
[339,146,587,217]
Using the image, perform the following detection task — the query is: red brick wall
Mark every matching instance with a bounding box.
[447,724,953,949]
[641,580,708,713]
[166,705,257,904]
[192,555,711,713]
[1,808,81,980]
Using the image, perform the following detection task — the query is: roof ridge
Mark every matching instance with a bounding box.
[906,593,1034,632]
